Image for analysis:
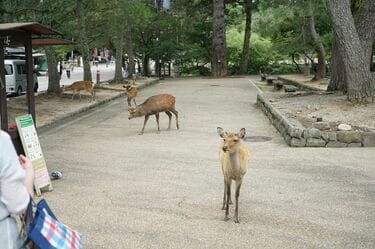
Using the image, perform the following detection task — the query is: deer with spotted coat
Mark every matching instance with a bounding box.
[217,127,250,223]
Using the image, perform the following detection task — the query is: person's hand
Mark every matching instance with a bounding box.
[19,155,35,196]
[19,154,32,171]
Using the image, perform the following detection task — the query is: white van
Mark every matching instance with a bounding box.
[4,59,38,96]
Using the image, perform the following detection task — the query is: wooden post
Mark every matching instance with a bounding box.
[25,34,36,124]
[0,41,8,131]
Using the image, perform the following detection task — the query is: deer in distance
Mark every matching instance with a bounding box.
[123,84,138,107]
[217,127,250,223]
[62,80,95,102]
[128,94,179,135]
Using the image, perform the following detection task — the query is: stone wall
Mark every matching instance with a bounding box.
[257,93,375,147]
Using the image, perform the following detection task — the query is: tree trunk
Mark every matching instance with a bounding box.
[143,54,150,77]
[328,36,347,92]
[76,0,92,81]
[239,0,252,74]
[327,0,374,102]
[355,0,375,70]
[212,0,227,77]
[114,27,124,83]
[45,47,61,94]
[307,0,325,80]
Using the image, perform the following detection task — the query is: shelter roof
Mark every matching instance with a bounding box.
[0,22,61,36]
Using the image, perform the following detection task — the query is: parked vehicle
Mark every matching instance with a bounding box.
[4,59,38,96]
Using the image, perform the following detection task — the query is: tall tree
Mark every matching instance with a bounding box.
[76,0,92,81]
[327,0,374,102]
[306,0,325,80]
[45,47,61,94]
[212,0,227,76]
[239,0,253,74]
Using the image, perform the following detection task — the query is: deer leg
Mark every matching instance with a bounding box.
[78,90,82,102]
[225,180,231,221]
[234,180,242,223]
[155,113,160,133]
[222,179,227,210]
[140,115,150,135]
[133,98,137,106]
[71,90,75,100]
[170,108,179,130]
[127,97,131,107]
[165,111,172,130]
[89,90,93,102]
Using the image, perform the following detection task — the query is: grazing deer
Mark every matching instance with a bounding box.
[128,94,179,135]
[217,127,250,223]
[123,84,138,107]
[62,80,95,102]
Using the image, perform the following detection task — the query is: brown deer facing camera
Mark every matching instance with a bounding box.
[128,94,179,135]
[62,80,95,102]
[217,127,250,223]
[123,84,138,107]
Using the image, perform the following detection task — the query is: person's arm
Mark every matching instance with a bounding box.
[19,155,34,196]
[0,132,31,214]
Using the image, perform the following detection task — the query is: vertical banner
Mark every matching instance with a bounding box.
[16,114,52,196]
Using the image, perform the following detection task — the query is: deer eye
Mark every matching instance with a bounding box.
[233,139,239,142]
[223,139,226,142]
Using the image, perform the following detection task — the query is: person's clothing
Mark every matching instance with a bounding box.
[0,131,29,248]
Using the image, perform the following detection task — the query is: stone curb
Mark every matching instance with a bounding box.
[256,91,375,148]
[36,79,159,134]
[278,76,323,92]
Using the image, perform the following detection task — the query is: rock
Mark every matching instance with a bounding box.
[337,131,362,143]
[316,117,323,122]
[306,138,326,147]
[284,85,298,92]
[326,141,348,148]
[288,127,304,138]
[303,128,321,139]
[289,138,306,147]
[347,143,362,147]
[321,132,337,142]
[362,132,375,147]
[313,122,330,130]
[338,124,352,131]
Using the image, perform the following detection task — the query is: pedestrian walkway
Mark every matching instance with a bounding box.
[37,77,374,249]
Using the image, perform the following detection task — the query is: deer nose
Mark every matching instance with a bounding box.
[222,146,228,152]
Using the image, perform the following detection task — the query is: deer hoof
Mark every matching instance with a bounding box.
[224,216,230,222]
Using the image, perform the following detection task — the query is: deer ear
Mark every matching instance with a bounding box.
[239,128,246,139]
[217,127,226,138]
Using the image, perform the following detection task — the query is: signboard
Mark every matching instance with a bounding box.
[16,114,52,196]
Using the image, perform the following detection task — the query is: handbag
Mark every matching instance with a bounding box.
[27,199,82,249]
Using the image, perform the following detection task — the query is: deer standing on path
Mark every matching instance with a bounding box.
[128,94,179,135]
[217,127,250,223]
[123,84,138,107]
[62,80,95,102]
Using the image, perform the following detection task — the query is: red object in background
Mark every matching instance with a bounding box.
[8,123,17,129]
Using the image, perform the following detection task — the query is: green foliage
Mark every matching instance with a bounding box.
[2,0,335,77]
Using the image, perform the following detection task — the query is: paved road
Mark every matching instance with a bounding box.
[37,63,116,92]
[39,77,375,249]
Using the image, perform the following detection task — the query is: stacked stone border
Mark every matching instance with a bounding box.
[256,92,375,148]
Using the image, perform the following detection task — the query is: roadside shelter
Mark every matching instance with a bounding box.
[0,22,72,151]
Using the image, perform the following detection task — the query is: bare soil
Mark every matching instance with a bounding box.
[255,75,375,132]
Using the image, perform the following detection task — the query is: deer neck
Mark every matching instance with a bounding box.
[137,105,147,116]
[229,149,241,170]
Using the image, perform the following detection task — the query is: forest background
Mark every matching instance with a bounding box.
[1,0,374,102]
